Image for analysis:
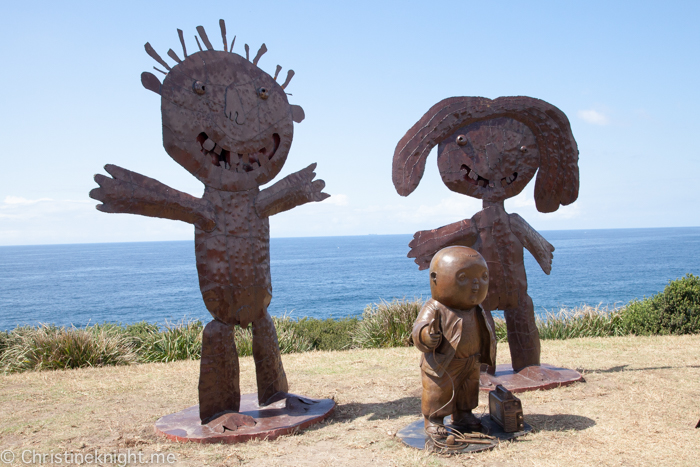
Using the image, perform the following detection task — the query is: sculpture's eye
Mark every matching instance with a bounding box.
[456,135,467,146]
[457,272,468,282]
[257,87,269,100]
[193,81,206,95]
[482,271,488,281]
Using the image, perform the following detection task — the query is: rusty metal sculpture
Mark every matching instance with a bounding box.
[413,246,497,435]
[90,20,330,433]
[393,96,579,372]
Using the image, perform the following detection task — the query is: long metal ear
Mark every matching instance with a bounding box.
[392,97,484,196]
[392,96,579,212]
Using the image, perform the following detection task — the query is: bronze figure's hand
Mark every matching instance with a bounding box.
[421,318,442,349]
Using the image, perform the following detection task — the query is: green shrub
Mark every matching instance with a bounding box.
[621,273,700,335]
[233,315,314,357]
[138,319,203,363]
[88,321,160,351]
[233,324,254,357]
[271,315,314,354]
[537,305,626,340]
[0,324,137,373]
[493,318,508,343]
[352,298,423,348]
[0,330,9,358]
[620,298,661,335]
[293,317,359,351]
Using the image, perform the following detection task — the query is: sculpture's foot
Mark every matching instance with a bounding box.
[261,390,288,406]
[479,363,584,393]
[155,393,335,444]
[205,412,256,433]
[452,411,483,433]
[423,417,448,438]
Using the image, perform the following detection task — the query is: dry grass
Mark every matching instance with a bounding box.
[0,335,698,466]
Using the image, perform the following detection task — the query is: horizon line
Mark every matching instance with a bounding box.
[1,225,699,248]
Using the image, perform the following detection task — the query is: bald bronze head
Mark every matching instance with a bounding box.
[429,246,489,310]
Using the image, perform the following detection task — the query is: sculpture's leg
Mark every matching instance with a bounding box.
[480,302,498,375]
[452,355,482,431]
[504,293,540,372]
[252,309,289,405]
[421,368,455,430]
[198,319,240,424]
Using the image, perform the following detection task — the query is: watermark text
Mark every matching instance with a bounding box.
[1,449,177,466]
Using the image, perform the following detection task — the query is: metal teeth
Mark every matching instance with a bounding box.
[200,136,270,172]
[202,139,216,151]
[463,164,518,188]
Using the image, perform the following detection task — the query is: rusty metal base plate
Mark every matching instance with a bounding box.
[397,414,531,454]
[155,393,335,444]
[480,363,584,393]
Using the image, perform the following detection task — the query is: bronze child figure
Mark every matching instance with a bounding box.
[90,20,328,424]
[413,246,496,434]
[394,96,579,372]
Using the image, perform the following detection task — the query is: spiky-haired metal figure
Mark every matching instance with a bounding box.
[90,20,328,423]
[393,97,579,372]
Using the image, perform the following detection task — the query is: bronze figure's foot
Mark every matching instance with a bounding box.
[452,411,482,432]
[424,417,449,438]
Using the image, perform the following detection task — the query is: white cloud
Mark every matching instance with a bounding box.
[0,196,92,220]
[321,193,349,206]
[0,194,193,245]
[509,191,536,208]
[577,109,610,126]
[3,196,53,205]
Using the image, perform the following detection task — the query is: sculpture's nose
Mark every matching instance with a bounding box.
[224,88,247,125]
[485,143,502,170]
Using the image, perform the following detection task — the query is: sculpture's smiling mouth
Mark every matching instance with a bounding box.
[197,132,281,173]
[461,164,518,189]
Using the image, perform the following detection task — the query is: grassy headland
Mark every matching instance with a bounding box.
[1,335,698,466]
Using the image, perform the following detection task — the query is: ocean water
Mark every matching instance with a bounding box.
[0,227,698,330]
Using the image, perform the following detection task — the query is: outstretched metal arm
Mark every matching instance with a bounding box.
[508,213,554,274]
[89,164,216,232]
[255,163,329,218]
[408,218,479,270]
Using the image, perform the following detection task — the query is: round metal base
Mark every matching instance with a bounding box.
[480,363,584,393]
[155,393,335,444]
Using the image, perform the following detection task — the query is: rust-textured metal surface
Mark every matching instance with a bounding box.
[89,20,329,424]
[412,247,497,434]
[199,320,240,424]
[479,363,584,393]
[393,96,580,372]
[155,393,335,444]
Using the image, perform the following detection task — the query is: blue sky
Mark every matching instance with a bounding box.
[0,0,698,245]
